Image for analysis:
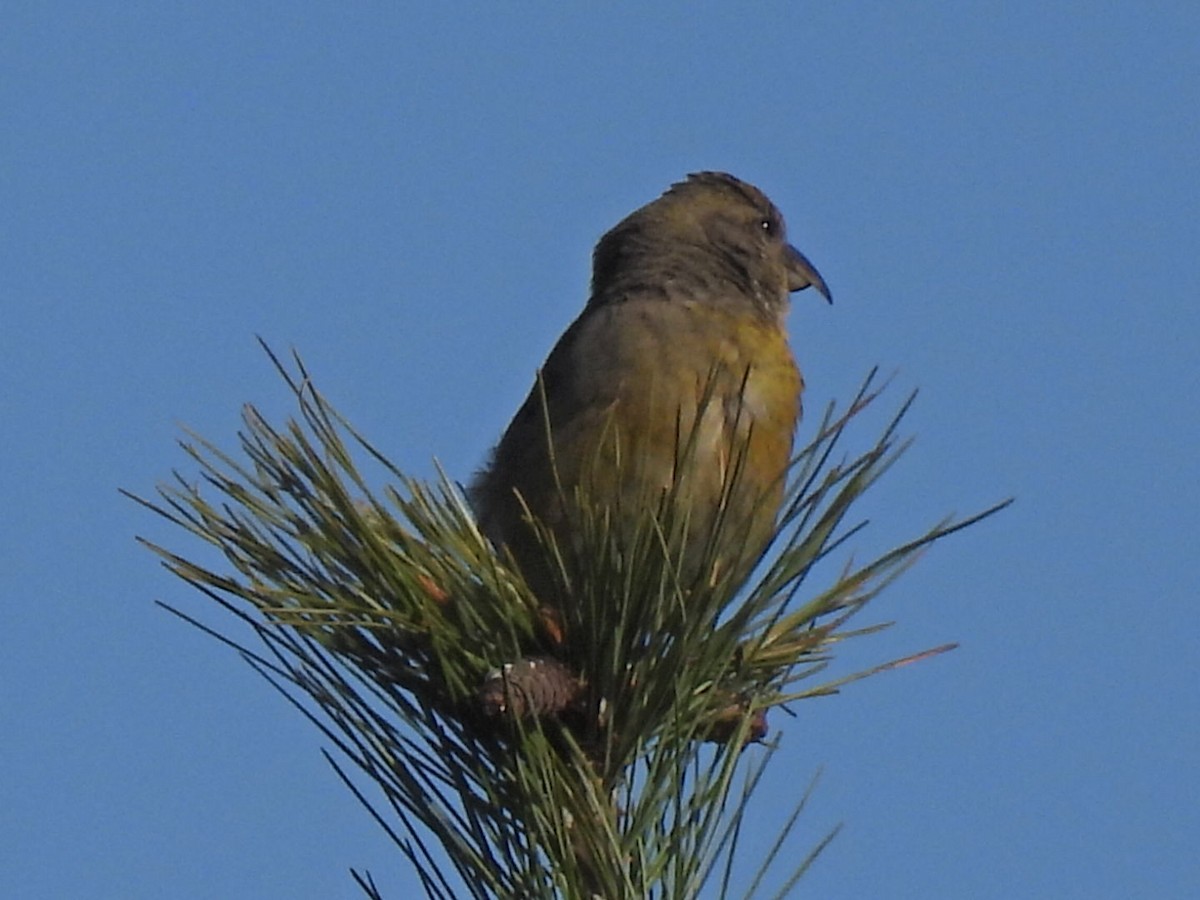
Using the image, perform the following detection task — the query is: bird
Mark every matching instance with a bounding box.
[469,172,830,610]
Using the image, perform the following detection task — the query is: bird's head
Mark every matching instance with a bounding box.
[590,171,831,319]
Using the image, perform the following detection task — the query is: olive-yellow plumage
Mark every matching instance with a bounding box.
[470,172,830,602]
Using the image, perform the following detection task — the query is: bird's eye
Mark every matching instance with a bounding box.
[759,217,778,237]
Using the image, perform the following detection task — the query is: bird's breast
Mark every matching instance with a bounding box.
[581,300,802,503]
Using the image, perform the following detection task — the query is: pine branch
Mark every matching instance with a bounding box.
[126,344,1009,897]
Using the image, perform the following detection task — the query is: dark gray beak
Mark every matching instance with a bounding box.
[785,244,832,303]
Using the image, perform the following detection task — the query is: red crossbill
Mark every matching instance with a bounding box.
[470,172,830,605]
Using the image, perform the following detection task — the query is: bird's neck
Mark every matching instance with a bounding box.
[589,240,785,322]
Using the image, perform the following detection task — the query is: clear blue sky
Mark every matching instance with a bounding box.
[4,3,1197,897]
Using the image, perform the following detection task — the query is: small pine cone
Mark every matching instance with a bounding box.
[478,656,582,720]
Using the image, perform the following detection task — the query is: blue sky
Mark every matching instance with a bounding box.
[3,3,1197,897]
